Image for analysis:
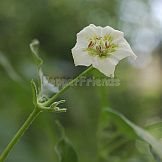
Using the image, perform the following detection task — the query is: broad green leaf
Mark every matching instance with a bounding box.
[150,145,162,162]
[146,122,162,162]
[99,108,162,161]
[107,109,162,158]
[98,109,137,162]
[146,121,162,140]
[55,121,78,162]
[30,39,43,67]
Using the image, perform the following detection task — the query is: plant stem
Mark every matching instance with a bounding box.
[43,65,94,107]
[0,65,93,162]
[0,108,41,162]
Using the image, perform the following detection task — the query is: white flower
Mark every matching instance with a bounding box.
[72,24,137,77]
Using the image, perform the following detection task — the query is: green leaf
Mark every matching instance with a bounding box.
[98,109,137,162]
[146,122,162,162]
[30,39,43,67]
[98,108,162,161]
[55,121,78,162]
[146,121,162,140]
[107,109,162,158]
[150,145,162,162]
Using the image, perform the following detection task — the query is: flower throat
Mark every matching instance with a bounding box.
[85,34,118,58]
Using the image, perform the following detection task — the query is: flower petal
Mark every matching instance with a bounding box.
[92,57,116,77]
[113,38,137,60]
[102,26,124,39]
[76,24,102,47]
[72,45,92,66]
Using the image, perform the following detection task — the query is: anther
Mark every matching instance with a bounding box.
[105,41,110,48]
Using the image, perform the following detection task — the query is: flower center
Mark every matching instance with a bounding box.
[85,34,118,58]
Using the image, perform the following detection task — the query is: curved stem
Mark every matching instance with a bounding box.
[43,65,94,107]
[0,108,41,162]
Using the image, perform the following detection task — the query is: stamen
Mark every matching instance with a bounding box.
[88,41,93,48]
[86,34,117,58]
[105,41,110,48]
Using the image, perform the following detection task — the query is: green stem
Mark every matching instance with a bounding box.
[43,65,94,107]
[0,108,41,162]
[0,65,93,162]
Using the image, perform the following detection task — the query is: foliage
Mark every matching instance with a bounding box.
[55,121,78,162]
[98,108,162,162]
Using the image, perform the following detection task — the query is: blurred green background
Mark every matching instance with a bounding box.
[0,0,162,161]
